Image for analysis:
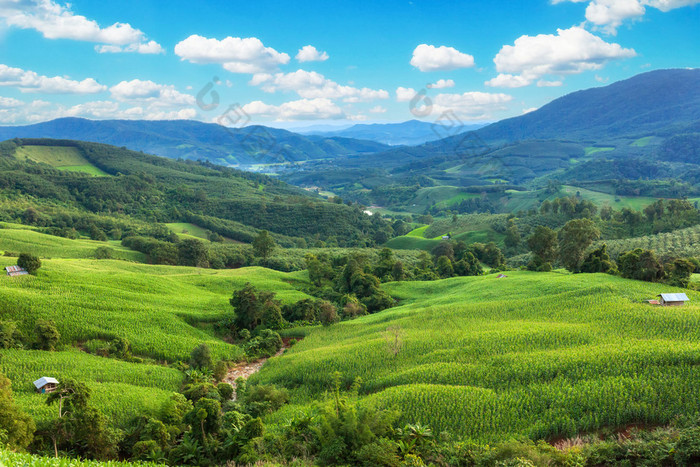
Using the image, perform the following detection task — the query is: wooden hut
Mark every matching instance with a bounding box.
[33,377,59,394]
[5,265,28,277]
[657,293,690,306]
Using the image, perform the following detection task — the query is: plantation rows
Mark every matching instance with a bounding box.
[0,349,182,424]
[0,257,311,362]
[604,224,700,258]
[0,448,160,466]
[255,271,700,441]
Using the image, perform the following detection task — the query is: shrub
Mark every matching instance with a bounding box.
[217,382,234,401]
[190,343,213,370]
[35,319,60,350]
[17,252,41,274]
[94,246,114,259]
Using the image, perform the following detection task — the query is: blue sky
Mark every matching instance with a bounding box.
[0,0,698,129]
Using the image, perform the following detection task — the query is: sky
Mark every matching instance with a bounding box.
[0,0,698,130]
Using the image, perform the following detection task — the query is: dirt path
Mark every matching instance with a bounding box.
[223,347,286,398]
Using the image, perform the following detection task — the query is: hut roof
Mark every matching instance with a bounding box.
[657,293,689,302]
[5,265,28,276]
[33,377,59,389]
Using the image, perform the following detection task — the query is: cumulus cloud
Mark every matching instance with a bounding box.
[427,79,455,89]
[487,26,635,87]
[241,98,344,121]
[295,45,329,62]
[174,35,290,73]
[250,69,388,102]
[0,0,163,53]
[537,79,564,87]
[0,96,23,108]
[395,86,417,102]
[553,0,700,34]
[430,91,513,120]
[369,105,387,114]
[410,44,475,72]
[109,79,195,108]
[0,63,106,94]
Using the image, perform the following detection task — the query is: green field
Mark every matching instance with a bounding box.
[557,185,656,210]
[15,145,109,176]
[254,271,700,442]
[165,222,214,242]
[0,228,145,261]
[584,146,615,156]
[1,348,181,425]
[630,136,654,147]
[0,448,160,466]
[0,256,311,362]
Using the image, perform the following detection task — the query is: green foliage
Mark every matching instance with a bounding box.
[618,248,665,282]
[217,383,234,401]
[34,319,60,351]
[0,373,35,451]
[244,329,283,360]
[17,252,41,274]
[526,225,558,269]
[558,219,601,272]
[580,244,617,274]
[190,344,213,370]
[252,230,276,260]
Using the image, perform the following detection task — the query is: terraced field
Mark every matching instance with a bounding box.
[255,271,700,441]
[15,145,109,176]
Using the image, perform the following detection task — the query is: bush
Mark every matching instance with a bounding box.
[35,319,60,350]
[17,252,41,274]
[94,246,114,259]
[217,382,234,401]
[190,343,213,370]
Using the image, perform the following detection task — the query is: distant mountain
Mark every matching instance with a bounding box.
[0,118,389,167]
[304,120,488,146]
[476,68,700,142]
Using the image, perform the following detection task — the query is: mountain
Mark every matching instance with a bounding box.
[0,118,389,167]
[303,120,488,146]
[0,138,392,247]
[476,68,700,142]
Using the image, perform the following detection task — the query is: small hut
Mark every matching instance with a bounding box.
[497,274,508,279]
[657,293,690,306]
[33,377,59,394]
[5,265,28,277]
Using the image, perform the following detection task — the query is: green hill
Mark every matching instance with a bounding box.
[254,271,700,441]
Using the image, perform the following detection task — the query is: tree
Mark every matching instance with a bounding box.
[190,343,213,370]
[580,244,617,274]
[558,219,600,272]
[666,258,695,288]
[230,283,278,330]
[261,301,284,330]
[391,261,405,281]
[436,256,454,278]
[618,248,665,282]
[504,219,521,249]
[527,226,558,267]
[18,252,41,275]
[0,373,35,450]
[431,241,455,262]
[319,301,340,326]
[454,252,483,276]
[252,230,276,260]
[35,319,60,351]
[178,239,208,267]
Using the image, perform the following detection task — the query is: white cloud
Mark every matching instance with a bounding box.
[296,45,329,62]
[241,98,344,121]
[109,79,195,107]
[427,79,455,89]
[522,107,538,114]
[395,87,417,102]
[537,79,563,87]
[369,105,387,114]
[410,44,475,72]
[485,74,531,88]
[488,26,635,87]
[0,95,23,108]
[0,63,106,94]
[553,0,700,34]
[250,69,388,102]
[430,91,513,120]
[0,0,163,53]
[96,40,164,55]
[174,35,290,73]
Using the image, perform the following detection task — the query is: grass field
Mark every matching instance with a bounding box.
[0,256,312,362]
[0,448,160,466]
[254,271,700,442]
[0,348,182,425]
[15,145,109,176]
[557,185,656,210]
[630,136,654,147]
[584,146,615,156]
[165,222,214,242]
[0,228,145,262]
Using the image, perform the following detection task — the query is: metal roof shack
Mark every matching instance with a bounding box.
[5,265,28,277]
[33,376,59,394]
[657,293,690,306]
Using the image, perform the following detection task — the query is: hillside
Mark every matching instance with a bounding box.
[256,271,700,441]
[0,118,389,167]
[0,138,393,247]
